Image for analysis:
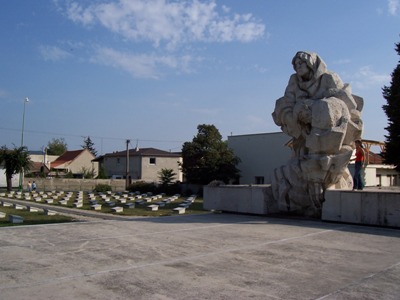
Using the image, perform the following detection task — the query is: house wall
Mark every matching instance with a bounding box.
[103,155,182,182]
[227,132,292,184]
[102,156,141,179]
[24,178,126,192]
[140,156,183,182]
[103,156,125,178]
[0,167,19,188]
[68,151,99,176]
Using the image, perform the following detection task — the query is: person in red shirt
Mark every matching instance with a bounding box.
[353,140,365,190]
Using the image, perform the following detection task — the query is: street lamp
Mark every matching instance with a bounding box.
[19,97,29,190]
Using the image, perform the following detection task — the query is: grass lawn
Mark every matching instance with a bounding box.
[0,190,206,225]
[0,206,75,227]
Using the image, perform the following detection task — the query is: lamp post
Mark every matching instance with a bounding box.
[19,97,29,190]
[126,139,130,190]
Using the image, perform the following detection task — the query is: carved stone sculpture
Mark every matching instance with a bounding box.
[271,51,363,217]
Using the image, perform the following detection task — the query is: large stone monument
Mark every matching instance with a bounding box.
[271,51,363,217]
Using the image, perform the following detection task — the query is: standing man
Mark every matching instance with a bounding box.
[32,181,37,191]
[353,140,365,190]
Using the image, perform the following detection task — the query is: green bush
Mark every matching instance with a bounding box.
[127,181,157,194]
[161,183,181,196]
[93,184,112,193]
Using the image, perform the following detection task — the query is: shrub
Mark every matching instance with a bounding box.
[93,184,112,193]
[127,181,157,194]
[161,182,181,196]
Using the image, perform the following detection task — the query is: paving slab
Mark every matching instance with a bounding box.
[0,213,399,299]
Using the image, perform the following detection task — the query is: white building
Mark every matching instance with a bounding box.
[0,167,19,188]
[228,132,399,187]
[227,132,292,184]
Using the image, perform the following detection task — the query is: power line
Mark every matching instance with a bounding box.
[0,126,186,144]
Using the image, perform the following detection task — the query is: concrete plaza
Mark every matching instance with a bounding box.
[0,212,399,299]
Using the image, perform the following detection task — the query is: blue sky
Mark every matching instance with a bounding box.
[1,0,398,155]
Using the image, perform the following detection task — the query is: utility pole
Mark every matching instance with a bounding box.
[126,139,130,190]
[19,97,29,191]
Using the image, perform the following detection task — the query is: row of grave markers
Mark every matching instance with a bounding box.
[0,200,58,224]
[0,190,198,216]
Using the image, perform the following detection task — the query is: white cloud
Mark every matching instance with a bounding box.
[0,89,8,100]
[38,45,72,61]
[62,0,265,49]
[66,2,95,25]
[245,115,267,128]
[189,107,221,115]
[388,0,399,15]
[92,47,194,79]
[332,59,351,65]
[350,66,391,90]
[52,0,265,78]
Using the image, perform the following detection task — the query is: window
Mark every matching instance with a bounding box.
[116,158,120,164]
[255,176,264,184]
[149,157,156,165]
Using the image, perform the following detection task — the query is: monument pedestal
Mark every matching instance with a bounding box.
[203,184,278,215]
[322,189,400,228]
[204,185,400,228]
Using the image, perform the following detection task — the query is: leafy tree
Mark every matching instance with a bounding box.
[180,124,240,184]
[47,138,68,155]
[0,145,32,191]
[81,136,97,157]
[158,168,177,186]
[97,166,108,179]
[382,40,400,171]
[80,166,96,179]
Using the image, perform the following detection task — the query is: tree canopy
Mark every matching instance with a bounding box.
[47,138,68,155]
[81,136,97,157]
[0,145,32,191]
[180,124,240,184]
[382,40,400,171]
[158,168,177,186]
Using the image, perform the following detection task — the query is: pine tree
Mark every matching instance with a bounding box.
[82,136,98,157]
[382,41,400,171]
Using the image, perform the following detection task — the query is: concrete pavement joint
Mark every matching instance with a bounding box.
[0,226,342,290]
[315,261,400,300]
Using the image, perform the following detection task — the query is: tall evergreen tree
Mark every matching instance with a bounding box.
[180,124,240,184]
[81,136,97,157]
[382,41,400,171]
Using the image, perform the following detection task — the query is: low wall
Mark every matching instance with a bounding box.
[203,185,278,215]
[204,185,400,228]
[24,178,126,192]
[322,189,400,228]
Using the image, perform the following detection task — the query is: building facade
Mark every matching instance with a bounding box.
[95,148,182,183]
[51,149,98,177]
[227,132,292,184]
[228,132,399,187]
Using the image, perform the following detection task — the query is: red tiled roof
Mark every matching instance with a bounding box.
[51,149,93,168]
[366,150,383,164]
[29,162,50,173]
[100,147,181,159]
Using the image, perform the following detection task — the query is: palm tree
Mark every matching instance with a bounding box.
[0,146,32,192]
